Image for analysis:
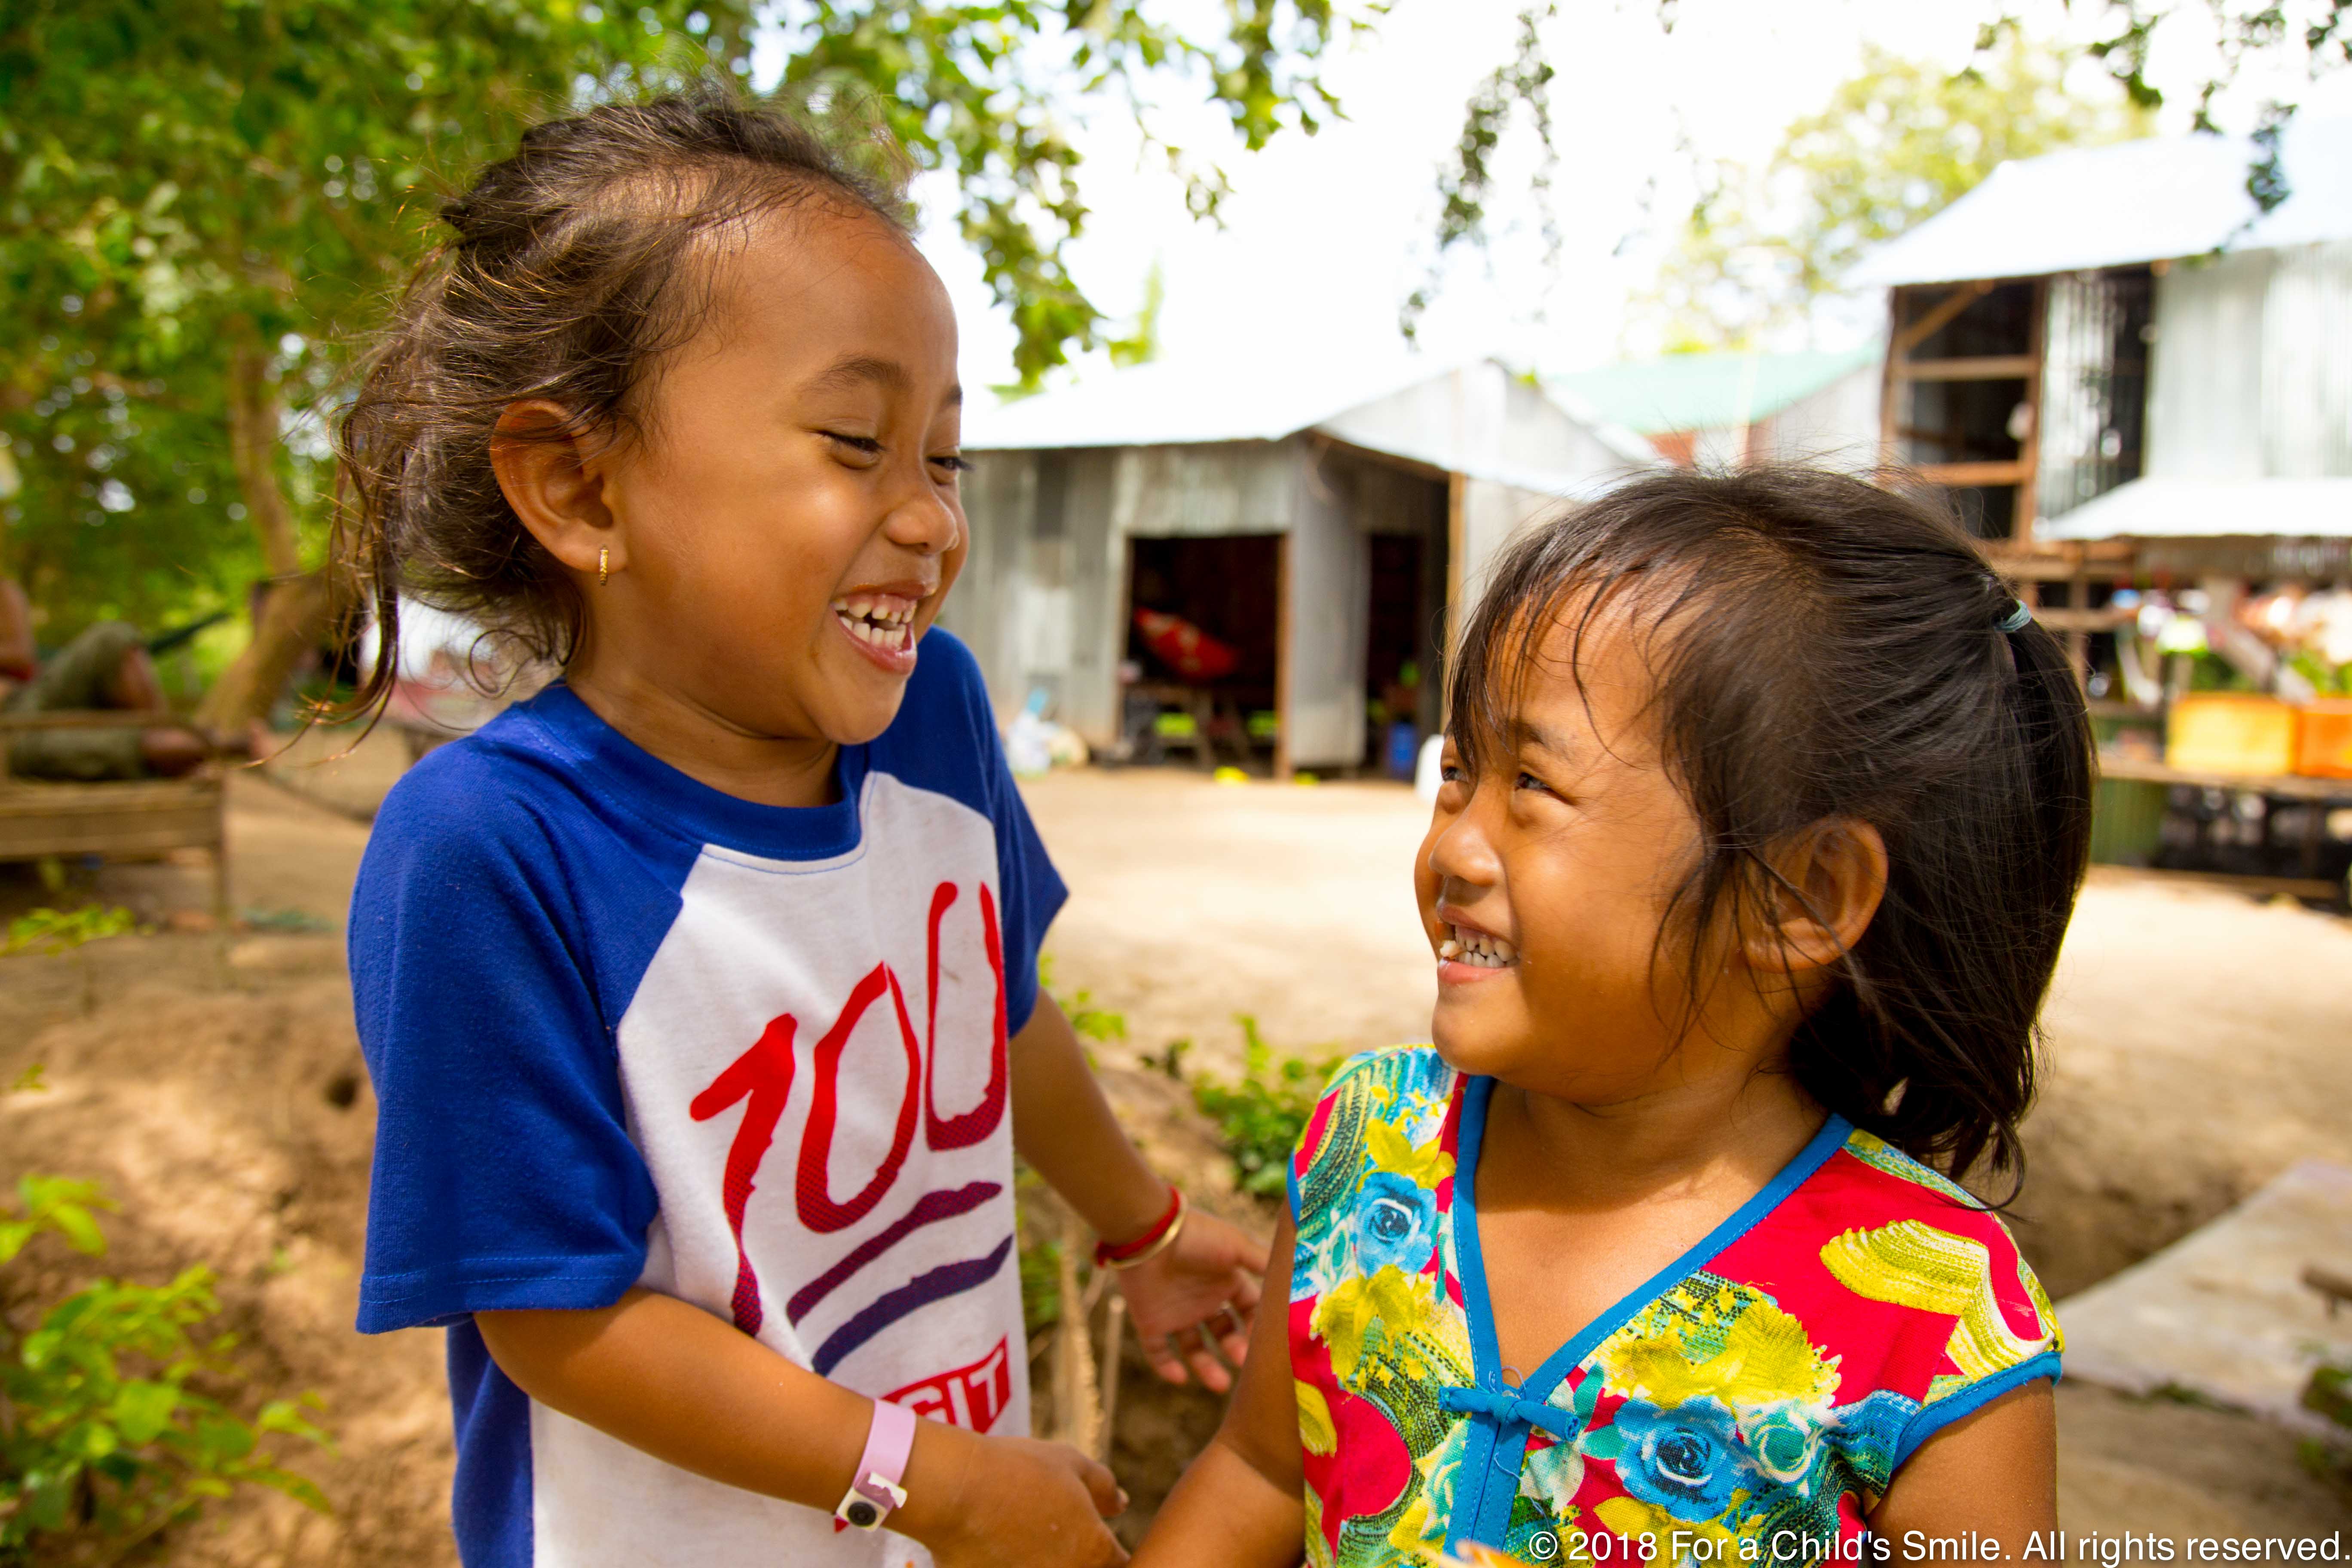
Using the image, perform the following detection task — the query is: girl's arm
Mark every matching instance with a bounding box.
[1131,1210,1306,1568]
[1868,1379,2056,1561]
[476,1289,1129,1568]
[1008,995,1267,1389]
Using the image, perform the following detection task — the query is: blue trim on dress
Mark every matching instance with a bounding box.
[1890,1350,2062,1471]
[1442,1075,1509,1557]
[1440,1089,1856,1555]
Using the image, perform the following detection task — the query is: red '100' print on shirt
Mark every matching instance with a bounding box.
[689,881,1010,1337]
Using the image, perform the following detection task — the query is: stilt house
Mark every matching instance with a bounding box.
[1850,113,2352,556]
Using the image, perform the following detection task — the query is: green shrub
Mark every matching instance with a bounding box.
[1039,955,1126,1047]
[1189,1017,1341,1200]
[2,906,139,958]
[0,1176,331,1565]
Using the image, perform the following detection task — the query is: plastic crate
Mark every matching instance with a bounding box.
[2166,694,2300,777]
[2298,699,2352,779]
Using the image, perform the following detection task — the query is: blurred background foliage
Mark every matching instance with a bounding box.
[0,0,1359,690]
[1650,31,2155,351]
[0,0,2334,693]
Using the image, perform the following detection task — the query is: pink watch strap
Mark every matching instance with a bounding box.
[848,1400,917,1518]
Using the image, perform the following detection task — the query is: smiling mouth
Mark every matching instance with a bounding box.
[1437,925,1518,968]
[830,592,918,653]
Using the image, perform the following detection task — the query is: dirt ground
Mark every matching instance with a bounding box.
[1,740,2345,1562]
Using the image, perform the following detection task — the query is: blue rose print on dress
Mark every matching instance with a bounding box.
[1605,1397,1756,1521]
[1353,1171,1438,1274]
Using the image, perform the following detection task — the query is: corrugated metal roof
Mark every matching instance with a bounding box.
[2035,476,2352,539]
[1849,114,2352,288]
[962,350,1449,451]
[1545,345,1880,435]
[962,352,1659,484]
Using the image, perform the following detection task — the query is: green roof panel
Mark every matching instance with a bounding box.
[1547,345,1881,437]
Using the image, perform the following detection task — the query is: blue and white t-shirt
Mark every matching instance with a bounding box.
[351,630,1064,1568]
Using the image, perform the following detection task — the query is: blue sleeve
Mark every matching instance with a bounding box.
[349,759,659,1333]
[931,631,1067,1034]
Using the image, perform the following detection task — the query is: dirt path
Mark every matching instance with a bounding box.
[1,752,2344,1563]
[1,774,450,1568]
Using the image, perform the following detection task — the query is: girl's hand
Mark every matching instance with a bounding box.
[1115,1210,1268,1392]
[913,1434,1129,1568]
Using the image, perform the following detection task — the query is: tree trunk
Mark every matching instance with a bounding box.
[227,337,303,579]
[194,334,326,733]
[194,568,331,734]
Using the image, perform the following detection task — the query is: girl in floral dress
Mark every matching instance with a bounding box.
[1137,468,2091,1568]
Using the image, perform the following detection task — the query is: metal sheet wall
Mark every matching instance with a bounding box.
[2149,242,2352,480]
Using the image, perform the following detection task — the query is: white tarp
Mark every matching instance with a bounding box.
[1849,114,2352,288]
[2036,475,2352,540]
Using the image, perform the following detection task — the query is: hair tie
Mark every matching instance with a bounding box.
[1999,601,2033,634]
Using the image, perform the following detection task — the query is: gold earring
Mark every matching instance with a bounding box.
[598,547,609,587]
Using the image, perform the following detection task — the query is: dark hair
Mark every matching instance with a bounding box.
[1449,465,2095,1182]
[332,86,914,715]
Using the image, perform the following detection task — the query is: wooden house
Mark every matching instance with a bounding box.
[947,356,1655,774]
[1850,113,2352,556]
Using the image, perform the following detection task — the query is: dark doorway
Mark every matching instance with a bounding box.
[1352,462,1451,778]
[1122,534,1281,768]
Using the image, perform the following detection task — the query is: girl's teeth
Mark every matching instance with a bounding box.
[1443,925,1516,967]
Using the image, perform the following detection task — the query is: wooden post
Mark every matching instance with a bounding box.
[1096,1295,1127,1464]
[1273,533,1293,781]
[1443,471,1467,680]
[2015,276,2048,544]
[1050,1208,1101,1456]
[1878,288,1905,473]
[2067,559,2091,691]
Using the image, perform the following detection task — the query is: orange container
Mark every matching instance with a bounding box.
[2297,699,2352,779]
[2166,694,2300,777]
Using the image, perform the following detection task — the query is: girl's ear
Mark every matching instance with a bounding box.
[490,400,620,579]
[1741,818,1889,980]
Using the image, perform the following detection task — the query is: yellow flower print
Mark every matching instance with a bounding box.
[1600,1293,1841,1411]
[1422,1543,1592,1568]
[1391,1493,1439,1557]
[1594,1496,1746,1568]
[1312,1264,1442,1381]
[1299,1381,1338,1456]
[1818,1221,2061,1380]
[1365,1117,1457,1189]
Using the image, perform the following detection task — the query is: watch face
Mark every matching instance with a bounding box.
[846,1501,879,1529]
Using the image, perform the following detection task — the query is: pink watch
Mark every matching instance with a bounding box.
[832,1399,917,1533]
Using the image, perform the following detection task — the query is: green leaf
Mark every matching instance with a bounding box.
[47,1202,107,1256]
[23,1466,78,1531]
[112,1378,181,1443]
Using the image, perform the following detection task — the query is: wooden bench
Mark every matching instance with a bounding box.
[0,710,230,928]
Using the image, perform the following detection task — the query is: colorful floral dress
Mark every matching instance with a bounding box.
[1285,1047,2061,1568]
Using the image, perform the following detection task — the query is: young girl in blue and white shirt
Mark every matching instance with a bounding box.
[339,92,1258,1568]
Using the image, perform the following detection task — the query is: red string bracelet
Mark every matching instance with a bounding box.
[1094,1187,1186,1270]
